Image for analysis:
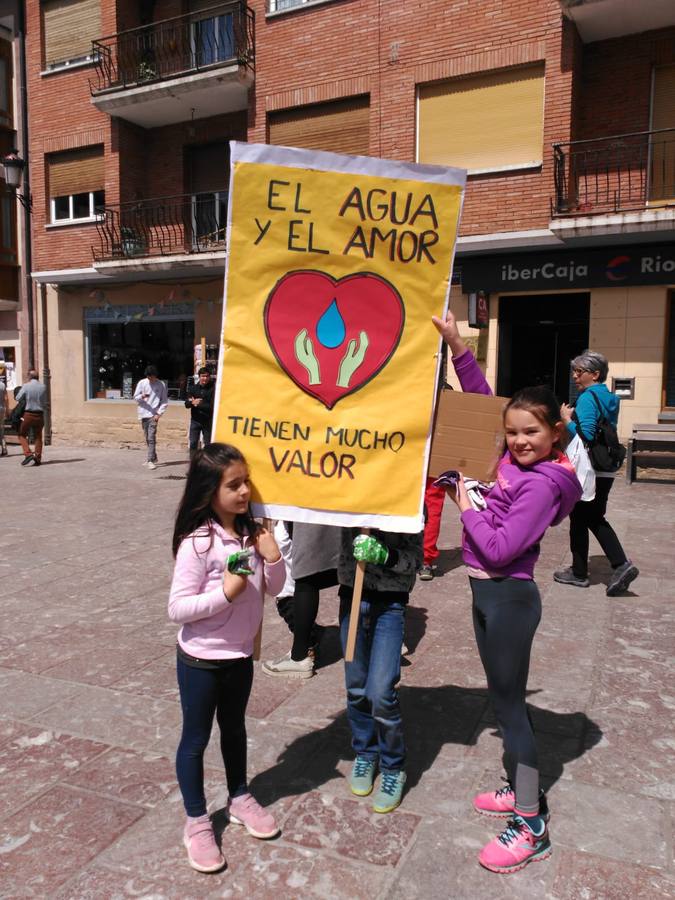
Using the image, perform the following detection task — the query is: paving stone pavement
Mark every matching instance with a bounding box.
[0,446,673,899]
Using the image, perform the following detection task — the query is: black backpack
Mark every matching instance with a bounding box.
[574,390,626,473]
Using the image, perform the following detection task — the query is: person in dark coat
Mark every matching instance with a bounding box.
[185,367,215,454]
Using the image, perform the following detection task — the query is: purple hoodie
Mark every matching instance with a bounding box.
[452,350,582,580]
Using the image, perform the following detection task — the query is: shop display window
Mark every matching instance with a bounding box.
[85,304,195,400]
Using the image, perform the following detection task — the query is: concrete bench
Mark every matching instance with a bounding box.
[626,423,675,484]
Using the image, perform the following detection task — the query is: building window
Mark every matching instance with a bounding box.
[85,304,195,400]
[47,146,104,225]
[268,96,370,156]
[187,142,229,246]
[189,1,235,66]
[42,0,101,71]
[0,38,13,129]
[418,64,546,174]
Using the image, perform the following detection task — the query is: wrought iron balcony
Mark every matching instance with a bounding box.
[90,1,254,94]
[93,193,228,263]
[552,128,675,217]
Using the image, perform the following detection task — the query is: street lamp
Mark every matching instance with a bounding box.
[1,150,32,211]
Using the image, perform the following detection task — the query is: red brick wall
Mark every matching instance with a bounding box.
[250,0,581,235]
[577,27,675,140]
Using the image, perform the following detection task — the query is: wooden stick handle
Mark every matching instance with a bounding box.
[344,528,370,663]
[253,517,274,662]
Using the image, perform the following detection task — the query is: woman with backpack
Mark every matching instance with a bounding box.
[554,350,639,596]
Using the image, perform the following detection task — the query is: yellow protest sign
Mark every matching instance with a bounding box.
[213,142,465,532]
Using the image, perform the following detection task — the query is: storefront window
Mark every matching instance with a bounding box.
[666,291,675,409]
[85,304,195,400]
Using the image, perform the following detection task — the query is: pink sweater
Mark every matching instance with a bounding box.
[168,521,286,659]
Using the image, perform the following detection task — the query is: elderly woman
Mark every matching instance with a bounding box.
[554,350,638,596]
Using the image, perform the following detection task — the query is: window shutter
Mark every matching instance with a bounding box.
[48,146,104,197]
[269,97,370,156]
[418,64,545,173]
[650,64,675,203]
[43,0,101,67]
[188,143,230,193]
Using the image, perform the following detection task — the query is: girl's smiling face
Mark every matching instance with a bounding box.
[504,408,562,467]
[211,461,251,523]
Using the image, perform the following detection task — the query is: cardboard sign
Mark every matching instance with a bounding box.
[213,142,466,532]
[428,389,507,483]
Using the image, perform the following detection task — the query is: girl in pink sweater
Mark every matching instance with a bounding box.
[169,443,285,873]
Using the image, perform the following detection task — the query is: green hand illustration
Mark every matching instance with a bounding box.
[294,328,321,385]
[337,331,369,388]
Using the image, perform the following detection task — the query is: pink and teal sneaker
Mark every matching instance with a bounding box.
[473,781,516,817]
[479,816,552,874]
[473,781,550,820]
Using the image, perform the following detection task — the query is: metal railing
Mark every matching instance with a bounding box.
[93,193,228,262]
[552,127,675,216]
[90,1,254,94]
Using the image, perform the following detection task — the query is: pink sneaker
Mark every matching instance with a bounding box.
[473,781,515,817]
[473,781,550,820]
[479,816,552,874]
[183,814,225,873]
[227,792,280,839]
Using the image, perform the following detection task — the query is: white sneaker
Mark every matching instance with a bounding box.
[147,461,157,470]
[261,651,314,679]
[142,460,148,467]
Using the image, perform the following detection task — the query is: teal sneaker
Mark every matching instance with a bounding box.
[373,770,406,813]
[350,755,377,796]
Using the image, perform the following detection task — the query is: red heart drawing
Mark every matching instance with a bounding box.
[264,270,405,409]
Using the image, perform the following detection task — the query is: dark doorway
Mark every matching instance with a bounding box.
[497,293,590,403]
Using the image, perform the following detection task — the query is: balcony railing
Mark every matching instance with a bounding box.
[552,128,675,216]
[90,1,254,94]
[93,193,228,263]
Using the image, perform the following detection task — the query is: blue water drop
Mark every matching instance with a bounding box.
[316,299,346,349]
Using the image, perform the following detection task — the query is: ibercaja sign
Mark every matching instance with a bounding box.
[462,244,675,293]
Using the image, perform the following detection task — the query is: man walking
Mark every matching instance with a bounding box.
[134,365,168,470]
[16,368,47,467]
[184,367,215,454]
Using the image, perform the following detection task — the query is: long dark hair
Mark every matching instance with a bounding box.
[172,443,258,557]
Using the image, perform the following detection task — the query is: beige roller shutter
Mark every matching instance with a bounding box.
[418,64,545,173]
[43,0,101,67]
[48,146,104,198]
[269,96,370,156]
[649,64,675,204]
[189,143,229,193]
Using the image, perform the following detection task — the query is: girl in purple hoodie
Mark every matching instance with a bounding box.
[169,444,286,873]
[432,311,582,875]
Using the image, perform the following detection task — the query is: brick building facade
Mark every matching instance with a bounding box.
[16,0,675,446]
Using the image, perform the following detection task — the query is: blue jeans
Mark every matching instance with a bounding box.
[339,595,406,772]
[176,654,253,817]
[141,416,158,462]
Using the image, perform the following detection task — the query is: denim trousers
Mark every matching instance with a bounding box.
[141,416,158,462]
[176,654,253,817]
[188,419,212,452]
[339,595,406,772]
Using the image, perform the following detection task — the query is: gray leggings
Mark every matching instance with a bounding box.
[470,576,541,816]
[141,417,158,462]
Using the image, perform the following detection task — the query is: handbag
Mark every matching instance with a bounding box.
[565,433,596,501]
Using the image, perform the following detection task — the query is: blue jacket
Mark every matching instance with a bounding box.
[567,383,619,441]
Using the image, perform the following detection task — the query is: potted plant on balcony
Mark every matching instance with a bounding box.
[137,60,157,81]
[120,226,147,257]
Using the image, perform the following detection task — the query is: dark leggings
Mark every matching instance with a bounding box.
[569,477,626,577]
[291,569,337,661]
[176,654,253,817]
[470,577,542,816]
